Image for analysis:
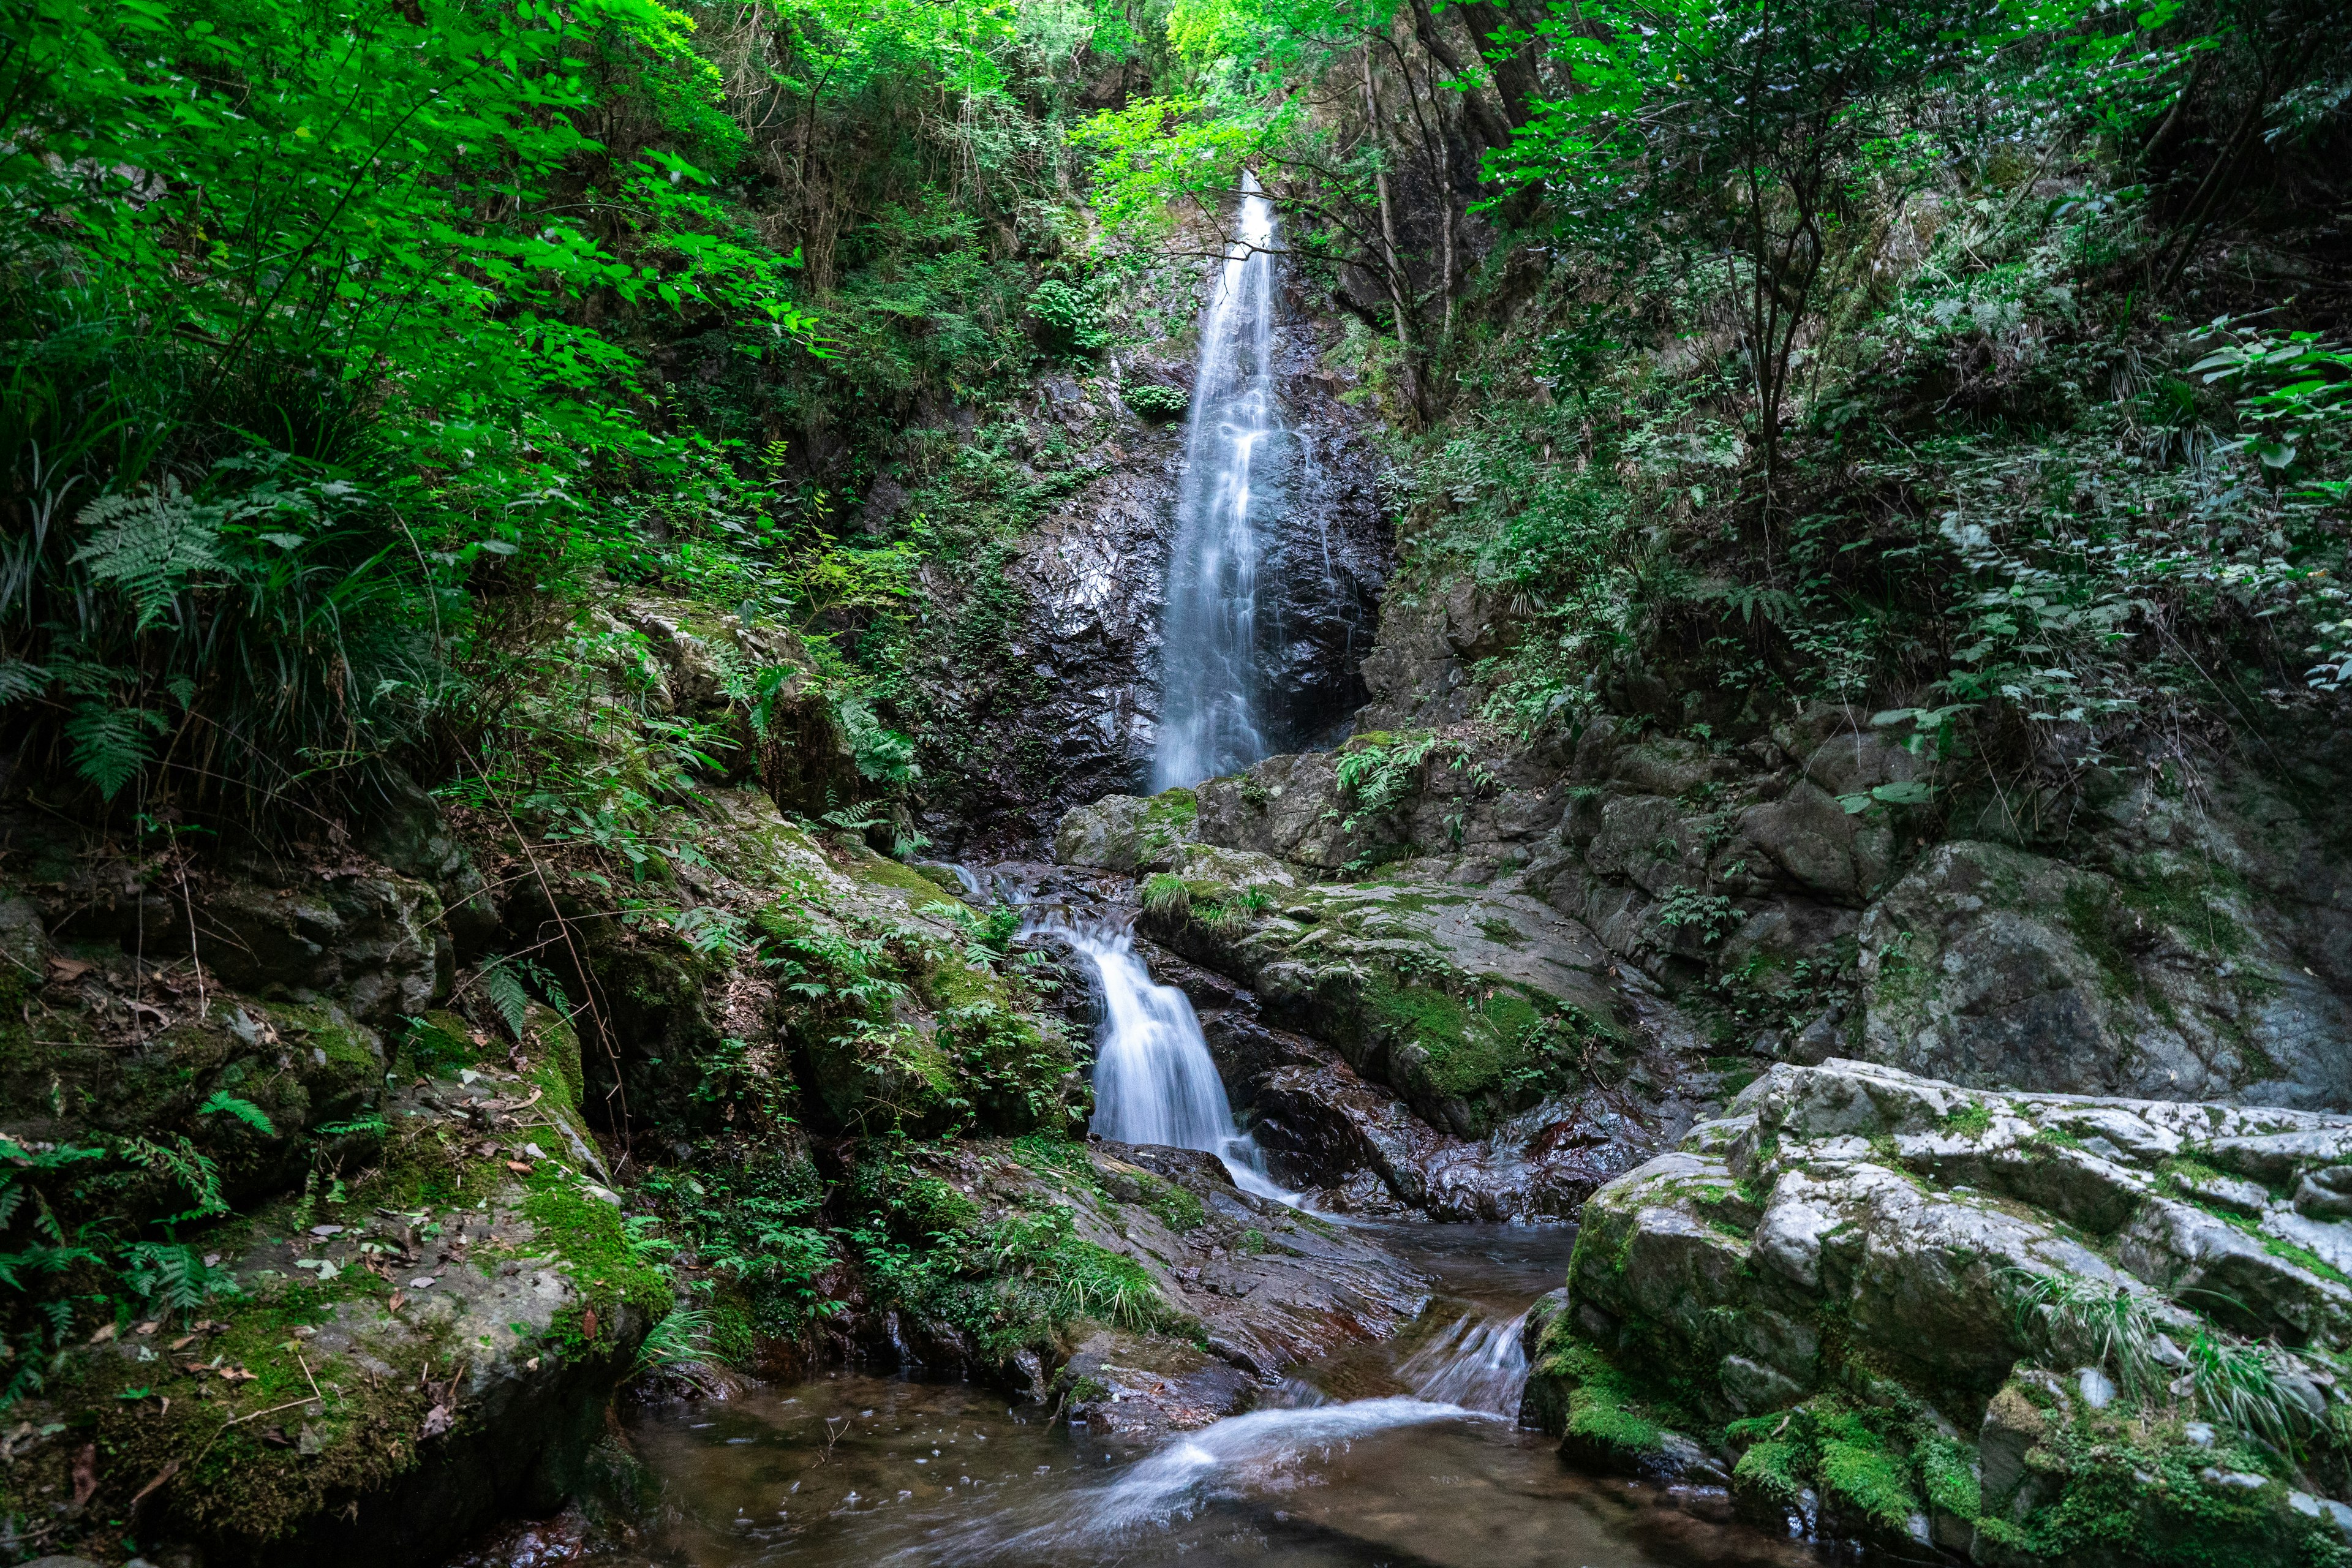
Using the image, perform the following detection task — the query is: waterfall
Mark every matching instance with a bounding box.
[1395,1310,1531,1417]
[1153,174,1283,792]
[1033,916,1295,1203]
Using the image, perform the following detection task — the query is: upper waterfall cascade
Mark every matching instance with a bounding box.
[1153,175,1284,793]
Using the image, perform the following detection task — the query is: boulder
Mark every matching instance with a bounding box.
[1858,839,2352,1106]
[1133,854,1638,1137]
[1528,1059,2352,1567]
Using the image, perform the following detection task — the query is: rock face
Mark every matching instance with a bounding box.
[1858,834,2352,1108]
[829,1134,1428,1439]
[1129,938,1662,1220]
[903,267,1390,856]
[1056,693,2352,1111]
[1134,840,1638,1138]
[0,1005,658,1568]
[1525,1059,2352,1566]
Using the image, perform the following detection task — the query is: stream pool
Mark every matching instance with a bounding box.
[588,1224,1838,1568]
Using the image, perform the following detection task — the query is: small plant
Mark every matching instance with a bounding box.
[1141,873,1191,918]
[1657,886,1739,944]
[1125,382,1188,420]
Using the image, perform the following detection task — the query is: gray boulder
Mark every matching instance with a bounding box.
[1528,1058,2352,1564]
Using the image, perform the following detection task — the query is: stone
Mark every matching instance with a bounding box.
[1856,838,2352,1107]
[1053,791,1200,872]
[1531,1060,2352,1568]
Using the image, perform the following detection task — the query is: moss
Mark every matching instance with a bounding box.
[518,1172,671,1330]
[1985,1402,2328,1568]
[1917,1428,1982,1522]
[1135,1174,1207,1232]
[1733,1439,1811,1518]
[1817,1428,1919,1536]
[404,1009,481,1076]
[1238,1227,1268,1254]
[1942,1099,1995,1141]
[845,846,965,907]
[1361,977,1550,1104]
[1542,1340,1668,1463]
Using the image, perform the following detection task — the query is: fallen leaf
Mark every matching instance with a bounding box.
[504,1160,532,1174]
[580,1308,599,1342]
[135,1321,158,1336]
[421,1403,453,1439]
[129,1458,179,1509]
[88,1324,117,1345]
[219,1366,256,1382]
[258,1425,291,1448]
[70,1441,97,1505]
[388,1292,405,1313]
[127,1000,167,1025]
[45,957,93,984]
[168,1335,195,1352]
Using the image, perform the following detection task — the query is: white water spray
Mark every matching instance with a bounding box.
[1154,174,1283,791]
[1396,1310,1530,1417]
[1033,916,1295,1203]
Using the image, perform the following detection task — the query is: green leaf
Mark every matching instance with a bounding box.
[196,1091,277,1136]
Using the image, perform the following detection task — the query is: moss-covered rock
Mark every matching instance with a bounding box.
[1544,1058,2352,1567]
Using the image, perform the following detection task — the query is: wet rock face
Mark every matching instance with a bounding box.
[1135,935,1660,1222]
[1057,697,2352,1111]
[910,277,1389,857]
[831,1135,1428,1439]
[1528,1059,2352,1566]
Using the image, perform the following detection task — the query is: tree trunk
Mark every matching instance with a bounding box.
[1363,48,1423,421]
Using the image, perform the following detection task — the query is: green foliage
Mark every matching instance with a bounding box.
[1027,278,1112,356]
[0,0,822,820]
[195,1092,277,1137]
[1123,382,1189,420]
[1142,872,1193,917]
[1333,732,1490,829]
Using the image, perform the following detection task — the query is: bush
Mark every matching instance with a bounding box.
[1125,382,1189,420]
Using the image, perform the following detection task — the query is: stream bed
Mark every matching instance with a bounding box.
[600,1224,1834,1568]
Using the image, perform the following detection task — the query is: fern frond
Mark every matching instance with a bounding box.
[71,479,227,630]
[64,703,167,800]
[196,1090,277,1136]
[0,662,47,704]
[482,961,531,1039]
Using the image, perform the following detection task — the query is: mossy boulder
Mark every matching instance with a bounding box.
[1132,851,1633,1136]
[1540,1058,2352,1567]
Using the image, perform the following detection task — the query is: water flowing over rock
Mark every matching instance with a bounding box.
[1156,175,1283,791]
[1035,914,1294,1201]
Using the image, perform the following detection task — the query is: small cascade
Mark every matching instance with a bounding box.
[1154,174,1283,792]
[1396,1310,1530,1417]
[1030,915,1296,1203]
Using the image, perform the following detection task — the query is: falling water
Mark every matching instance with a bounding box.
[1153,174,1284,792]
[1396,1310,1531,1416]
[1030,916,1295,1203]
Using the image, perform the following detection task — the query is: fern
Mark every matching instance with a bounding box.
[481,960,532,1039]
[64,703,167,800]
[121,1241,239,1314]
[0,660,46,704]
[122,1136,228,1224]
[71,479,232,630]
[195,1090,277,1136]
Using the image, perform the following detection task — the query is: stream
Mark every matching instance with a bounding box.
[611,1223,1828,1568]
[606,919,1819,1568]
